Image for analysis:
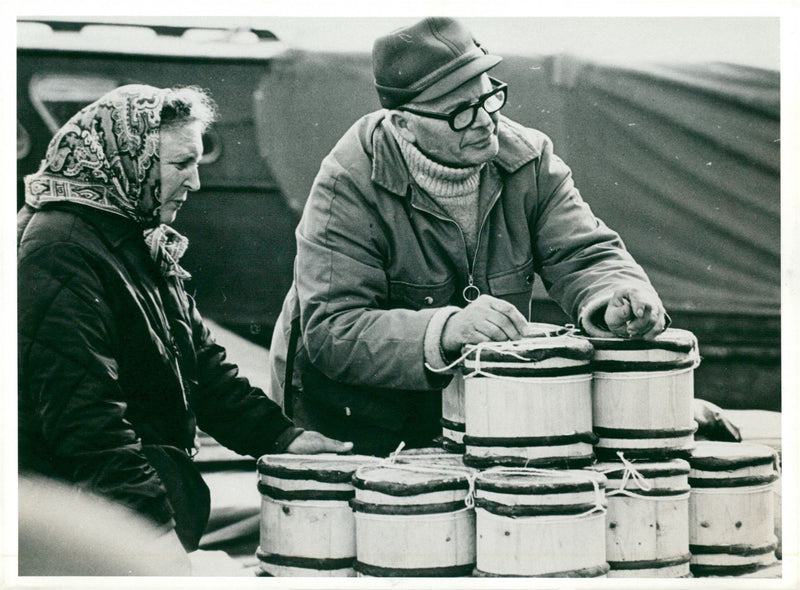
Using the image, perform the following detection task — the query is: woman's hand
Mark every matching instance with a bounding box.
[285,430,353,454]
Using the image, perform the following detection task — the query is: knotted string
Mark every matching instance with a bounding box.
[691,483,776,495]
[381,445,610,516]
[425,324,579,378]
[470,466,606,518]
[386,441,406,464]
[603,451,653,497]
[377,441,475,511]
[601,452,691,501]
[772,449,782,477]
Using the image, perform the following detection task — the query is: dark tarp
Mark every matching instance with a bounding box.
[255,51,780,319]
[550,58,780,316]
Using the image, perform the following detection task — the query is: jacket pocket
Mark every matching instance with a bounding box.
[488,258,536,296]
[388,277,456,310]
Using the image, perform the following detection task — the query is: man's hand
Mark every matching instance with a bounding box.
[604,286,666,339]
[285,430,353,454]
[693,399,742,442]
[441,294,529,354]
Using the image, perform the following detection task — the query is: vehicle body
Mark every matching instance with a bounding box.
[17,19,303,345]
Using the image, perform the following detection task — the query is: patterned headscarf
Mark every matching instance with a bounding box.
[24,84,191,280]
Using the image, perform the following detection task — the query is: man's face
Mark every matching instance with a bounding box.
[157,120,204,225]
[401,74,500,167]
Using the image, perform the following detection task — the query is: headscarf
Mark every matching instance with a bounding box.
[24,84,191,280]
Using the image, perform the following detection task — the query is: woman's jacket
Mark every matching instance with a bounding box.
[18,202,294,544]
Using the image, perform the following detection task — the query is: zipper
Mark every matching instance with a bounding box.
[410,185,503,304]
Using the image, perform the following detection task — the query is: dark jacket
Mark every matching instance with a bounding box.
[269,113,659,455]
[18,202,296,549]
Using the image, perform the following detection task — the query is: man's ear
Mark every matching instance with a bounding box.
[388,111,417,144]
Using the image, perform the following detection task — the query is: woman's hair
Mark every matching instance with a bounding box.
[160,86,218,132]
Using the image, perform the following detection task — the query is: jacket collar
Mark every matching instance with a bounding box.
[370,113,540,198]
[44,201,143,248]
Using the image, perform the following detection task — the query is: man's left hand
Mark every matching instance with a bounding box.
[285,430,353,454]
[605,286,666,339]
[693,399,742,442]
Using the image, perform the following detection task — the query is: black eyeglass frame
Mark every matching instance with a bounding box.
[398,77,508,132]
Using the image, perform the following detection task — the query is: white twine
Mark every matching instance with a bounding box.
[374,441,476,508]
[425,324,579,379]
[607,490,691,502]
[465,471,478,509]
[602,451,654,500]
[772,449,782,477]
[601,452,690,501]
[471,465,606,518]
[690,482,777,495]
[386,441,406,463]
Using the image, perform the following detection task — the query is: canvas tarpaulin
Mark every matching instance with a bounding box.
[255,51,780,318]
[551,59,780,316]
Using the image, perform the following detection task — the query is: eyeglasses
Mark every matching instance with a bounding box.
[398,77,508,132]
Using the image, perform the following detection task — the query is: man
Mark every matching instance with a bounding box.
[268,17,669,456]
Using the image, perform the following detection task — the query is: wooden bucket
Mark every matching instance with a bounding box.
[588,328,699,460]
[440,371,466,452]
[460,327,596,468]
[474,468,609,577]
[351,463,475,577]
[256,453,380,577]
[688,441,780,577]
[590,457,691,577]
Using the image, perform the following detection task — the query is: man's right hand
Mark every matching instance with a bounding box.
[441,294,529,354]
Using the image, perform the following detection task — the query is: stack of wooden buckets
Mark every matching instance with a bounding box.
[255,323,780,578]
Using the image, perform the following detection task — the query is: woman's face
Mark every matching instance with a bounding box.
[157,120,204,224]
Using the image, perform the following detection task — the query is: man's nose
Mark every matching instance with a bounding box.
[186,166,201,191]
[473,106,495,129]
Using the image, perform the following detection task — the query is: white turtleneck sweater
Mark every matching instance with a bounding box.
[383,117,486,373]
[384,118,484,260]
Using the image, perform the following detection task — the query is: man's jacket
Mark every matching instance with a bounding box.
[270,112,658,455]
[18,202,295,548]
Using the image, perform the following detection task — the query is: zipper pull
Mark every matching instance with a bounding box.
[462,274,481,303]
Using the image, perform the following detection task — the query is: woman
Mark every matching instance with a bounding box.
[17,84,351,553]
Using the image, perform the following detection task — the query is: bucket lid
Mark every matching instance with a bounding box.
[352,464,472,496]
[688,441,779,471]
[395,446,454,457]
[590,459,690,494]
[463,333,594,364]
[475,468,607,495]
[256,453,381,482]
[583,328,697,353]
[592,458,691,479]
[393,449,472,470]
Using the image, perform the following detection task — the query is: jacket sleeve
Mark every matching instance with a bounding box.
[18,243,175,526]
[294,156,451,392]
[186,297,298,457]
[528,131,663,328]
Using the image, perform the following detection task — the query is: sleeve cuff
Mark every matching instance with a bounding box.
[578,291,672,337]
[268,426,306,453]
[577,292,615,337]
[423,306,461,371]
